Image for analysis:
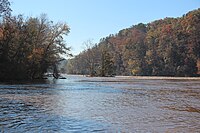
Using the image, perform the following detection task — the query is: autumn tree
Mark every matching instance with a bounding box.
[67,8,200,77]
[97,44,115,76]
[0,14,71,80]
[122,24,147,75]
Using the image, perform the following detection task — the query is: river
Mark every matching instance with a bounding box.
[0,75,200,132]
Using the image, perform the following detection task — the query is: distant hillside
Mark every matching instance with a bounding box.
[67,8,200,77]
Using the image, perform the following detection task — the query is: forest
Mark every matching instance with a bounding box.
[0,0,71,80]
[0,0,200,79]
[67,8,200,77]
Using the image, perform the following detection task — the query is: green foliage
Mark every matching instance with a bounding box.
[68,8,200,77]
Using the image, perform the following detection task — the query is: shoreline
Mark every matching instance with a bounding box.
[115,76,200,80]
[1,75,200,84]
[66,74,200,80]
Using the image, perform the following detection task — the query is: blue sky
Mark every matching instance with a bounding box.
[11,0,200,55]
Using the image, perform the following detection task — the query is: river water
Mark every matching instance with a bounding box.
[0,75,200,132]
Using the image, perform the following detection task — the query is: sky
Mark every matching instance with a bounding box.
[10,0,200,55]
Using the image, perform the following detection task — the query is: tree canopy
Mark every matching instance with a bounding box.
[67,8,200,77]
[0,1,71,80]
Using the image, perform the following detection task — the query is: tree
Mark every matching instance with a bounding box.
[0,0,11,17]
[81,40,99,76]
[0,14,71,80]
[67,8,200,77]
[98,44,115,76]
[122,25,147,75]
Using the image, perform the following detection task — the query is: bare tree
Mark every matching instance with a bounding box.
[0,0,12,17]
[82,39,96,76]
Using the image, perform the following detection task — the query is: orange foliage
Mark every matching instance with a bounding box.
[0,28,3,38]
[32,48,44,55]
[197,59,200,74]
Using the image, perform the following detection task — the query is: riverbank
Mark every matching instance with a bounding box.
[116,76,200,80]
[64,75,200,84]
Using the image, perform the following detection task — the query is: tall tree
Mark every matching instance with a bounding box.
[98,44,115,76]
[0,14,71,80]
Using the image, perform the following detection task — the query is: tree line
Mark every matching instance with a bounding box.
[67,8,200,77]
[0,0,71,80]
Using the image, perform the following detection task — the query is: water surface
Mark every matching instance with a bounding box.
[0,75,200,132]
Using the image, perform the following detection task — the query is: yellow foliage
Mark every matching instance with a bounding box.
[0,28,3,39]
[146,50,152,57]
[132,69,139,75]
[27,55,33,60]
[33,48,44,55]
[128,60,137,65]
[197,59,200,74]
[28,48,44,60]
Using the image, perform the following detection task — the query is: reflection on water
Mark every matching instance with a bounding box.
[0,75,200,132]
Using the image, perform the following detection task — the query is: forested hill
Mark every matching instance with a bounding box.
[67,9,200,77]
